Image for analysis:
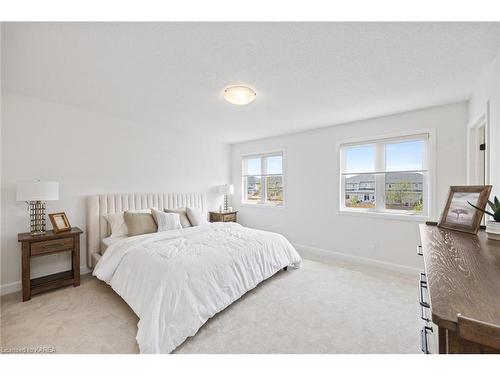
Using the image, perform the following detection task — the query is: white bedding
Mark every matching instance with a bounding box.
[93,222,302,353]
[101,235,127,253]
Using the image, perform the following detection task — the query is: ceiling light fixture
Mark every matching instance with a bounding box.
[223,85,256,105]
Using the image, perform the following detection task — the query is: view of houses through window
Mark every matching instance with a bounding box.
[242,152,284,206]
[341,136,428,215]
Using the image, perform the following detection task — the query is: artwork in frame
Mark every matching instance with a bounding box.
[49,212,71,233]
[438,185,492,234]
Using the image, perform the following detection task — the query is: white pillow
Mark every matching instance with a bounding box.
[186,207,209,226]
[151,208,182,232]
[103,209,151,237]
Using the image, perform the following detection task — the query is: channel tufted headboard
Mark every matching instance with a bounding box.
[86,192,207,268]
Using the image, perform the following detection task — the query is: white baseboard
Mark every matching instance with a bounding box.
[80,266,92,276]
[0,266,92,296]
[0,280,21,296]
[294,243,421,276]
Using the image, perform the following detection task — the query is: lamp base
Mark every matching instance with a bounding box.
[223,195,229,212]
[28,201,47,235]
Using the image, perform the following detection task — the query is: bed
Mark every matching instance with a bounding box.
[86,192,302,353]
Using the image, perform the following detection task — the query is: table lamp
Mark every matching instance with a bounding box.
[218,184,234,212]
[16,180,59,235]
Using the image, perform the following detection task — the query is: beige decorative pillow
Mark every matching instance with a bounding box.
[104,209,151,237]
[124,211,158,237]
[186,207,209,226]
[164,208,192,228]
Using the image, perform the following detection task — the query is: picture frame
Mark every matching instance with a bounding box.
[49,212,71,233]
[438,185,492,234]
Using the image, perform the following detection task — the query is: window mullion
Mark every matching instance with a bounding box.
[242,159,246,204]
[340,174,346,210]
[261,157,267,204]
[422,140,429,217]
[422,172,428,216]
[375,143,385,212]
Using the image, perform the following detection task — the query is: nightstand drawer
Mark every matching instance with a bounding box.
[223,213,237,222]
[209,211,238,223]
[31,237,74,256]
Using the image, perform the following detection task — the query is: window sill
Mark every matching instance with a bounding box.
[338,209,429,222]
[240,203,285,209]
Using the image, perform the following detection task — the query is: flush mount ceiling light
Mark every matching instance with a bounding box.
[223,85,256,105]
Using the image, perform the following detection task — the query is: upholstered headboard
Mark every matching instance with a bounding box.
[86,192,207,268]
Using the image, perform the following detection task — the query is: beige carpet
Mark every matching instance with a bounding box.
[0,259,421,354]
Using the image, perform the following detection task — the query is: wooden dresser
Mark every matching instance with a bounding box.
[418,224,500,353]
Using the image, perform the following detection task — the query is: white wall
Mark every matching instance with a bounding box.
[1,93,230,291]
[231,103,468,271]
[469,52,500,198]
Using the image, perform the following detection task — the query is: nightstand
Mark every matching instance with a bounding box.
[17,227,83,301]
[209,211,238,223]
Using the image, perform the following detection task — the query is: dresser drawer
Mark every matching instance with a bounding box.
[31,237,74,256]
[223,213,237,222]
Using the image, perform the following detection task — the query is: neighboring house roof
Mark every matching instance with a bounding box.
[345,175,373,184]
[346,172,422,184]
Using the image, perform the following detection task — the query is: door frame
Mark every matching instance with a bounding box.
[467,101,490,185]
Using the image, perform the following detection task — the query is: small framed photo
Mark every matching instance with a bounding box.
[49,212,71,233]
[438,185,492,234]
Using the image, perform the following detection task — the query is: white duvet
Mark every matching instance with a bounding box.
[93,222,302,353]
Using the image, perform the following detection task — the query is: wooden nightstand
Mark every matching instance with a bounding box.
[209,211,238,223]
[17,227,83,301]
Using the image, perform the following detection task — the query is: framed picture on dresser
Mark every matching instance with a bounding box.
[438,185,492,234]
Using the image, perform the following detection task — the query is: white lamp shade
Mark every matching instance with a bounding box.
[16,181,59,201]
[219,184,234,195]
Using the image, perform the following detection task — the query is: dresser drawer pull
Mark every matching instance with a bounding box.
[420,304,431,322]
[416,245,423,256]
[420,325,433,354]
[419,272,430,309]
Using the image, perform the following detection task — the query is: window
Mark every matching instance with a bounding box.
[242,151,284,206]
[340,133,430,217]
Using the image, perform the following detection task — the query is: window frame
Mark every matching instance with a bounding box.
[241,150,286,208]
[337,129,435,221]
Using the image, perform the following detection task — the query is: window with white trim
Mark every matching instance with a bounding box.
[242,152,284,206]
[340,133,430,216]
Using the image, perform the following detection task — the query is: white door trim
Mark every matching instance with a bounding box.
[466,101,490,185]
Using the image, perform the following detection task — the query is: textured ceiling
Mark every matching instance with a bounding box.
[2,22,500,143]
